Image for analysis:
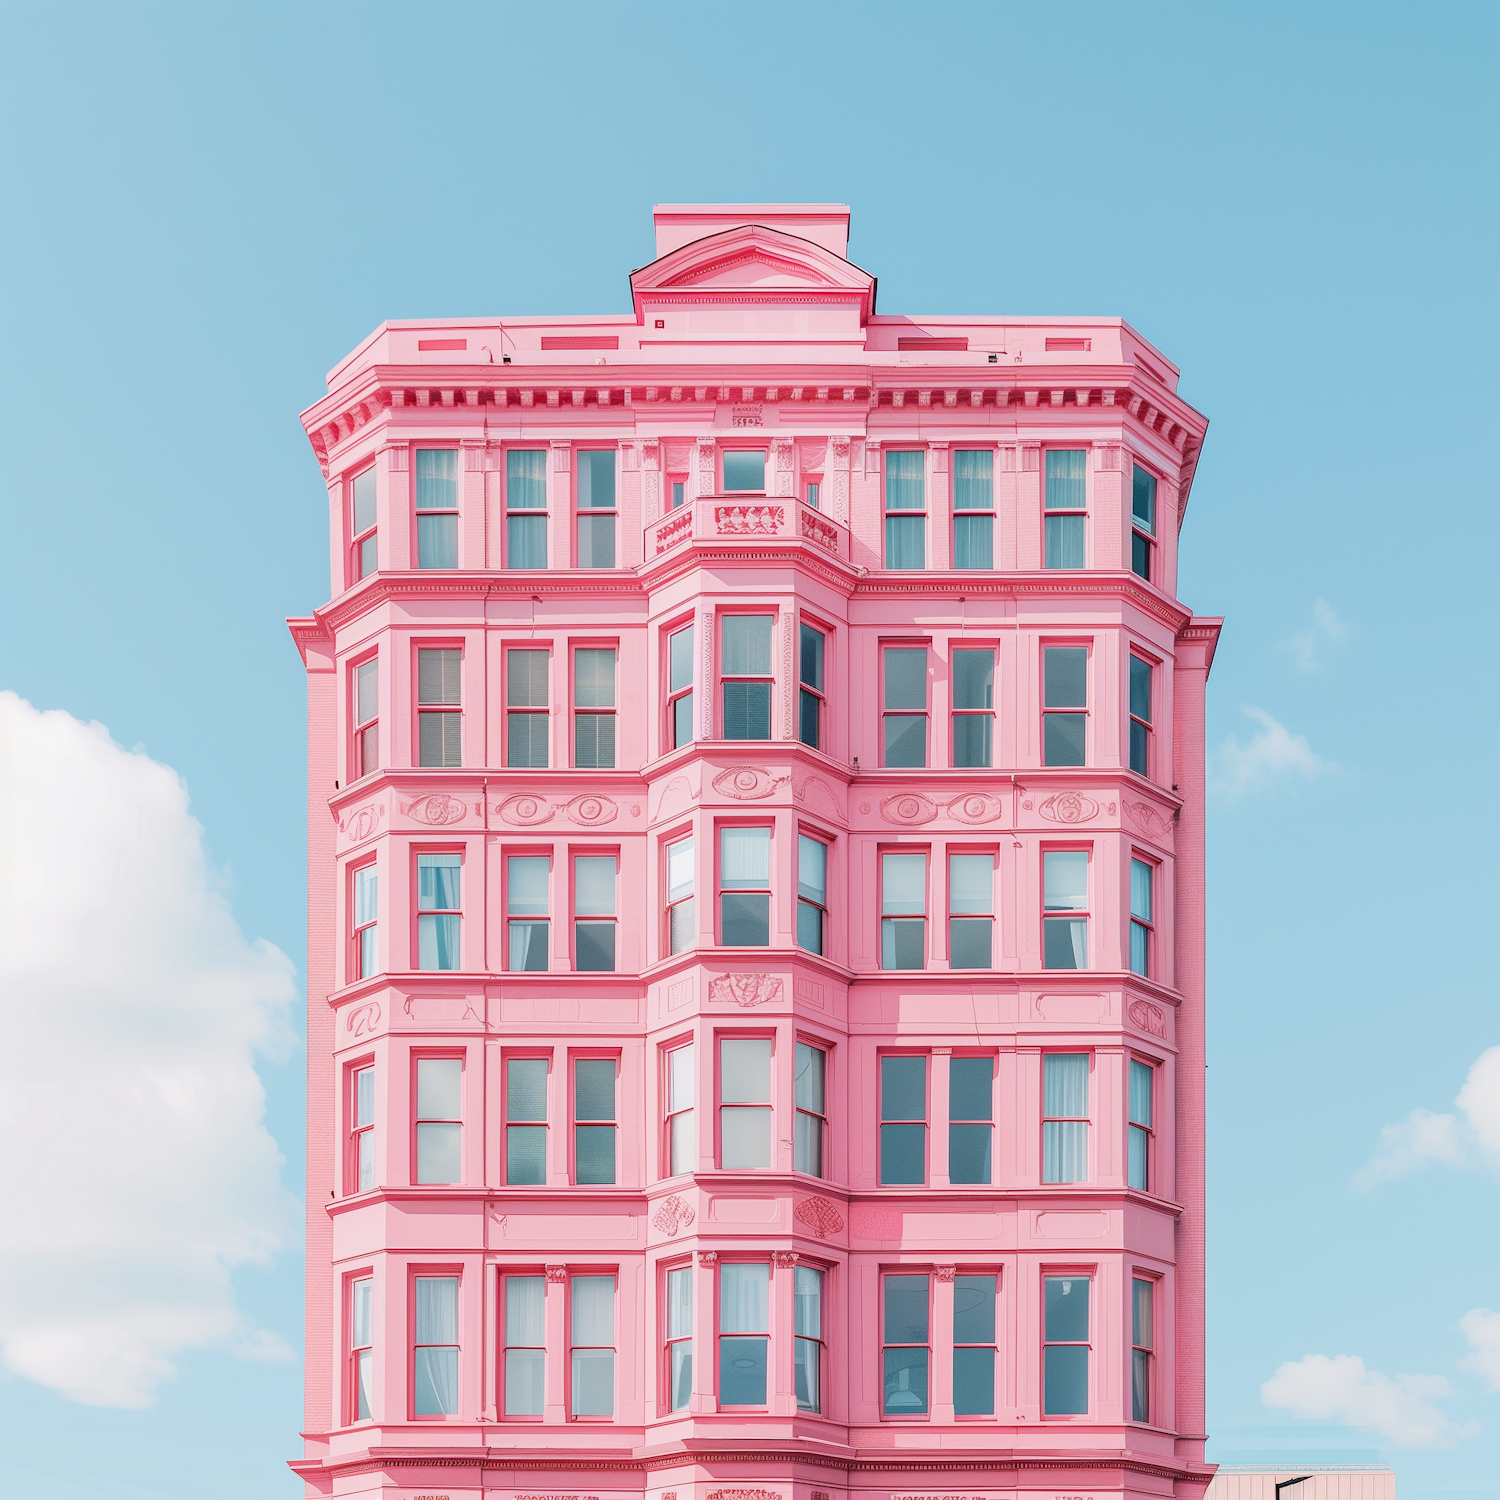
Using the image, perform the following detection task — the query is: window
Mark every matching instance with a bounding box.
[953,449,994,569]
[948,1056,993,1185]
[724,450,766,491]
[417,854,461,970]
[413,1275,459,1416]
[354,658,378,778]
[504,1274,545,1416]
[722,616,773,740]
[351,1276,374,1420]
[416,450,459,569]
[352,863,378,980]
[352,465,377,580]
[570,1274,616,1416]
[949,853,994,970]
[670,479,687,510]
[795,1266,824,1412]
[508,855,549,972]
[574,855,617,972]
[1043,850,1089,969]
[885,450,925,568]
[1043,646,1087,766]
[1131,465,1157,582]
[720,826,770,946]
[666,835,695,954]
[415,1058,461,1185]
[799,622,826,749]
[797,835,827,955]
[576,450,616,568]
[881,852,926,970]
[719,1037,771,1169]
[350,1063,374,1193]
[573,1058,616,1184]
[1129,655,1153,777]
[506,448,547,569]
[1131,1277,1154,1421]
[883,647,928,767]
[718,1262,769,1405]
[805,480,820,509]
[665,1265,693,1411]
[794,1042,826,1176]
[882,1273,929,1415]
[507,649,549,768]
[1130,858,1154,977]
[667,625,694,749]
[575,649,616,768]
[1043,449,1086,569]
[1128,1060,1154,1192]
[417,649,462,768]
[1042,1054,1090,1183]
[1043,1275,1089,1415]
[953,1274,997,1416]
[879,1054,927,1185]
[952,648,994,767]
[665,1042,695,1176]
[506,1057,548,1185]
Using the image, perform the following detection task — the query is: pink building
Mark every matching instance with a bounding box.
[289,203,1220,1500]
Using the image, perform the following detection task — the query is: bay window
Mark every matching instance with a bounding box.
[352,862,378,980]
[794,1041,827,1176]
[415,449,459,569]
[718,1262,769,1406]
[882,1273,929,1415]
[664,1041,695,1176]
[722,615,773,740]
[506,448,547,569]
[1042,1274,1089,1414]
[720,826,770,946]
[416,854,460,971]
[1131,464,1157,581]
[667,624,694,748]
[1129,1059,1154,1191]
[350,1063,374,1193]
[354,658,378,779]
[796,834,827,955]
[412,1275,459,1416]
[665,1264,693,1411]
[351,1276,374,1420]
[1043,645,1087,766]
[666,835,695,954]
[719,1037,771,1169]
[953,449,994,569]
[1129,655,1153,777]
[884,450,926,568]
[1130,857,1154,976]
[1043,449,1086,568]
[1043,850,1089,969]
[1132,1277,1155,1421]
[799,621,825,750]
[507,855,550,972]
[1042,1053,1090,1183]
[352,464,377,580]
[795,1265,824,1412]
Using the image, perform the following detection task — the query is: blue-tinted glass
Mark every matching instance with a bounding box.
[953,1345,994,1415]
[881,854,926,915]
[723,681,771,740]
[797,900,824,954]
[952,649,994,709]
[719,1335,768,1405]
[1045,513,1085,568]
[948,1123,992,1183]
[884,715,926,767]
[1131,860,1153,922]
[1130,718,1149,775]
[574,1059,615,1120]
[1132,529,1152,580]
[1044,449,1086,508]
[575,921,615,972]
[881,917,925,969]
[1044,916,1086,969]
[954,513,994,570]
[672,692,694,747]
[1130,1059,1154,1127]
[416,450,457,508]
[1130,920,1149,976]
[723,615,773,674]
[882,1347,928,1414]
[418,913,460,970]
[508,714,548,767]
[575,713,615,769]
[879,1123,925,1183]
[884,1274,929,1340]
[721,892,770,946]
[1044,713,1086,766]
[798,836,826,903]
[506,1125,546,1184]
[669,627,694,691]
[418,855,461,911]
[885,515,925,568]
[507,515,546,568]
[799,688,821,749]
[949,917,991,969]
[800,623,824,689]
[508,920,548,970]
[507,1058,547,1120]
[1130,656,1152,722]
[359,533,377,577]
[953,449,993,508]
[1044,1345,1088,1414]
[1045,647,1087,707]
[576,451,615,508]
[577,513,615,567]
[1132,465,1157,531]
[953,1275,996,1343]
[952,716,991,768]
[574,1125,615,1183]
[353,466,376,533]
[950,1057,993,1119]
[507,448,547,508]
[723,450,766,491]
[885,451,925,509]
[882,1055,926,1120]
[417,514,458,569]
[884,648,926,708]
[1045,1275,1090,1341]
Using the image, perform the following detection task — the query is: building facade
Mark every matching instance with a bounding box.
[289,204,1219,1500]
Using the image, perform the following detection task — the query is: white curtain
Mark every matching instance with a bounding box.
[721,827,769,888]
[794,1267,822,1338]
[719,1262,768,1333]
[667,1267,693,1339]
[668,837,694,901]
[506,1276,544,1345]
[571,1275,615,1345]
[507,856,549,916]
[882,852,926,915]
[1043,1121,1090,1183]
[1044,1054,1090,1117]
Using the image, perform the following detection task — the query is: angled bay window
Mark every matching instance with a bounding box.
[417,648,462,768]
[507,855,550,972]
[794,1041,827,1177]
[667,624,695,749]
[415,449,459,569]
[882,1273,929,1415]
[576,450,616,568]
[719,1037,771,1169]
[350,1063,374,1193]
[1042,1053,1090,1183]
[796,834,827,955]
[570,1274,616,1417]
[506,1056,548,1185]
[506,448,547,569]
[1132,464,1157,581]
[352,862,378,980]
[413,1275,459,1416]
[952,648,994,767]
[415,1057,461,1185]
[574,855,617,972]
[1129,1059,1154,1191]
[664,1041,695,1176]
[948,853,994,970]
[1043,449,1086,569]
[352,464,377,580]
[1130,857,1154,976]
[507,648,549,768]
[1043,646,1088,766]
[724,449,766,491]
[1132,1277,1155,1421]
[953,449,994,569]
[1129,655,1153,777]
[665,1264,693,1411]
[881,851,926,970]
[884,450,926,568]
[953,1274,997,1416]
[879,1053,927,1185]
[722,615,773,740]
[799,621,826,749]
[573,1057,617,1184]
[354,658,378,779]
[795,1265,824,1412]
[948,1055,993,1185]
[720,826,770,946]
[503,1274,545,1416]
[417,854,460,971]
[718,1262,769,1406]
[1043,850,1089,969]
[666,835,695,954]
[350,1276,374,1420]
[574,648,616,768]
[1043,1274,1089,1415]
[883,647,928,767]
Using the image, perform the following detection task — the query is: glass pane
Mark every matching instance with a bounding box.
[1131,858,1154,921]
[884,450,925,509]
[723,680,771,740]
[720,1262,769,1332]
[722,891,770,945]
[720,1038,770,1103]
[953,513,993,570]
[1045,1275,1090,1341]
[1130,718,1149,776]
[1131,921,1149,975]
[1130,655,1153,722]
[883,1346,928,1414]
[507,448,547,508]
[358,1128,374,1191]
[952,713,991,768]
[575,920,615,972]
[953,1274,996,1343]
[1042,1120,1090,1183]
[1044,1344,1088,1415]
[353,1277,372,1347]
[508,649,549,707]
[576,451,616,509]
[358,923,377,979]
[508,856,550,916]
[1132,528,1152,581]
[1042,915,1086,969]
[884,1273,930,1343]
[948,1122,992,1184]
[571,1274,614,1343]
[719,1336,767,1405]
[670,1341,692,1410]
[417,1058,461,1119]
[355,1066,374,1127]
[721,1105,771,1168]
[884,713,926,767]
[359,532,377,578]
[881,916,925,970]
[1128,1123,1150,1190]
[416,449,458,507]
[795,1266,823,1337]
[953,1345,995,1416]
[505,1347,544,1415]
[575,712,615,769]
[669,1045,695,1110]
[799,623,824,689]
[575,649,616,707]
[722,615,773,675]
[415,1276,459,1343]
[953,448,994,508]
[419,712,455,768]
[418,649,461,705]
[884,648,926,709]
[723,450,766,491]
[794,1108,823,1175]
[885,514,925,568]
[671,481,686,510]
[575,1059,616,1120]
[413,1346,458,1415]
[882,1056,926,1119]
[358,722,378,776]
[417,513,458,569]
[672,691,694,747]
[1044,712,1085,767]
[508,711,548,768]
[950,1056,994,1120]
[795,1044,825,1113]
[799,687,821,749]
[1132,1346,1151,1422]
[418,912,460,970]
[1044,646,1087,708]
[670,1109,695,1175]
[1044,851,1088,913]
[1132,464,1157,531]
[1044,513,1085,569]
[667,838,694,902]
[795,1337,821,1411]
[668,897,695,954]
[797,899,824,954]
[1044,448,1086,508]
[356,660,378,724]
[880,1122,925,1183]
[574,856,616,916]
[667,1266,693,1338]
[506,1275,545,1344]
[355,866,377,925]
[416,1121,460,1183]
[1044,1053,1090,1116]
[720,827,770,888]
[507,1124,546,1184]
[1129,1060,1154,1127]
[574,1125,616,1183]
[797,836,827,904]
[353,466,377,534]
[577,512,615,568]
[509,920,549,971]
[571,1348,614,1416]
[669,627,694,691]
[881,853,925,915]
[952,649,994,710]
[1133,1277,1154,1349]
[949,855,993,915]
[805,482,819,509]
[949,916,992,970]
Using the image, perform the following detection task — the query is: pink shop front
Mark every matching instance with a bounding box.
[287,202,1219,1500]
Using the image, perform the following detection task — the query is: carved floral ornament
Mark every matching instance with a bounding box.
[715,504,783,536]
[651,1194,696,1236]
[706,1489,782,1500]
[709,973,784,1008]
[793,1196,845,1238]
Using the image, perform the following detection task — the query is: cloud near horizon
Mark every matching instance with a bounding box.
[1262,1353,1479,1448]
[1211,707,1337,799]
[0,692,297,1407]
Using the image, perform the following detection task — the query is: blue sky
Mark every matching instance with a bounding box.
[0,3,1495,1496]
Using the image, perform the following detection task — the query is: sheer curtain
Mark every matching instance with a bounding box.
[720,1263,768,1333]
[721,827,769,888]
[1043,1054,1090,1183]
[414,1277,459,1415]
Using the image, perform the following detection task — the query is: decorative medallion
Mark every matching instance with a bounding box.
[935,1265,957,1283]
[1127,998,1168,1037]
[496,794,555,826]
[793,1196,845,1238]
[563,793,618,826]
[712,766,788,800]
[709,974,784,1008]
[947,791,1005,824]
[651,1194,696,1237]
[1037,791,1100,824]
[881,791,937,825]
[402,792,470,826]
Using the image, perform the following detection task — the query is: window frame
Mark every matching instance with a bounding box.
[880,848,928,971]
[666,620,696,751]
[414,848,463,972]
[794,1262,826,1413]
[575,448,618,569]
[947,1053,995,1187]
[348,1270,375,1423]
[952,447,996,570]
[352,654,379,781]
[1042,642,1090,768]
[798,618,828,751]
[796,831,829,956]
[573,643,618,770]
[1042,845,1091,971]
[663,1259,694,1413]
[722,447,768,493]
[883,448,927,569]
[505,644,551,769]
[668,474,688,511]
[505,849,551,974]
[717,1030,774,1172]
[570,1052,619,1186]
[804,475,822,509]
[414,448,460,570]
[950,644,996,769]
[350,463,377,583]
[572,849,619,974]
[717,822,772,947]
[947,849,996,971]
[1131,461,1159,583]
[567,1269,618,1419]
[1042,446,1088,570]
[880,1269,932,1418]
[878,1051,929,1186]
[793,1037,828,1178]
[500,1269,547,1418]
[1041,1051,1093,1185]
[412,1052,464,1186]
[951,1269,1000,1418]
[1041,1270,1093,1418]
[1130,854,1156,978]
[663,1036,696,1179]
[1130,1272,1158,1423]
[1128,651,1155,779]
[719,612,776,741]
[881,643,930,768]
[505,446,549,571]
[351,858,378,982]
[504,1052,551,1187]
[664,830,695,956]
[416,644,463,769]
[1128,1055,1155,1193]
[715,1257,771,1410]
[347,1057,375,1196]
[409,1267,462,1420]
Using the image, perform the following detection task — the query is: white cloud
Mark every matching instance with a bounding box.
[1281,598,1353,671]
[1262,1353,1479,1449]
[1212,706,1337,798]
[1460,1309,1500,1392]
[1354,1046,1500,1187]
[0,692,297,1408]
